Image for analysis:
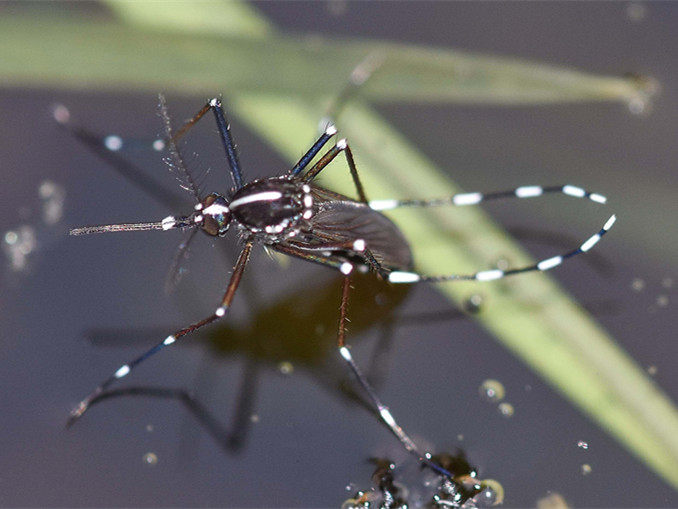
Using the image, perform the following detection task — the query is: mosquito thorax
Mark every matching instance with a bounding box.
[198,193,232,236]
[228,178,313,235]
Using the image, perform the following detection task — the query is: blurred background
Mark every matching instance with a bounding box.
[0,2,676,507]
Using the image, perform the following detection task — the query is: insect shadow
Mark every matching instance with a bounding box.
[81,272,418,452]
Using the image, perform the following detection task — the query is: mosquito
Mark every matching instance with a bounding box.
[65,96,616,478]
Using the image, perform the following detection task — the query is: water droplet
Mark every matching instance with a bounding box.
[278,361,294,375]
[656,295,669,308]
[495,257,510,271]
[577,440,589,450]
[581,463,592,475]
[497,402,514,418]
[479,379,505,403]
[143,452,158,466]
[647,365,658,376]
[631,278,645,292]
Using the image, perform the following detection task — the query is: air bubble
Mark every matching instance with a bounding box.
[478,479,504,506]
[497,402,514,418]
[250,414,259,423]
[464,294,484,314]
[143,452,158,466]
[656,295,669,308]
[4,231,18,245]
[479,379,505,403]
[145,424,154,432]
[495,258,510,271]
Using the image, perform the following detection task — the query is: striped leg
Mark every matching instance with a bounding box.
[289,123,338,176]
[170,97,245,190]
[368,184,608,211]
[366,184,616,284]
[67,241,253,425]
[337,277,454,478]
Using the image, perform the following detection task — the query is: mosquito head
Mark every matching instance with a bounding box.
[195,193,232,237]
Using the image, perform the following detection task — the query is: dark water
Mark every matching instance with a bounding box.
[0,2,676,507]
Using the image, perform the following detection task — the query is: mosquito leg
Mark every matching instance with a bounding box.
[322,51,385,125]
[164,227,199,293]
[169,96,244,191]
[67,241,253,425]
[368,184,609,211]
[386,214,616,284]
[336,277,454,478]
[289,124,338,176]
[302,139,369,203]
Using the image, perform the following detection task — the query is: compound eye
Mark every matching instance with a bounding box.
[200,194,231,236]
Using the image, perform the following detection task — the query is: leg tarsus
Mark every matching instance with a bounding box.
[68,242,253,426]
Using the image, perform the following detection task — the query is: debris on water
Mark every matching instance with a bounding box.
[344,451,494,508]
[581,464,592,476]
[577,440,589,450]
[647,365,658,376]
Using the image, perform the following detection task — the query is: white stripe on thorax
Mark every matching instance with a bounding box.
[230,191,282,209]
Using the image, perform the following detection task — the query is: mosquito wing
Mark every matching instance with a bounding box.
[276,189,413,272]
